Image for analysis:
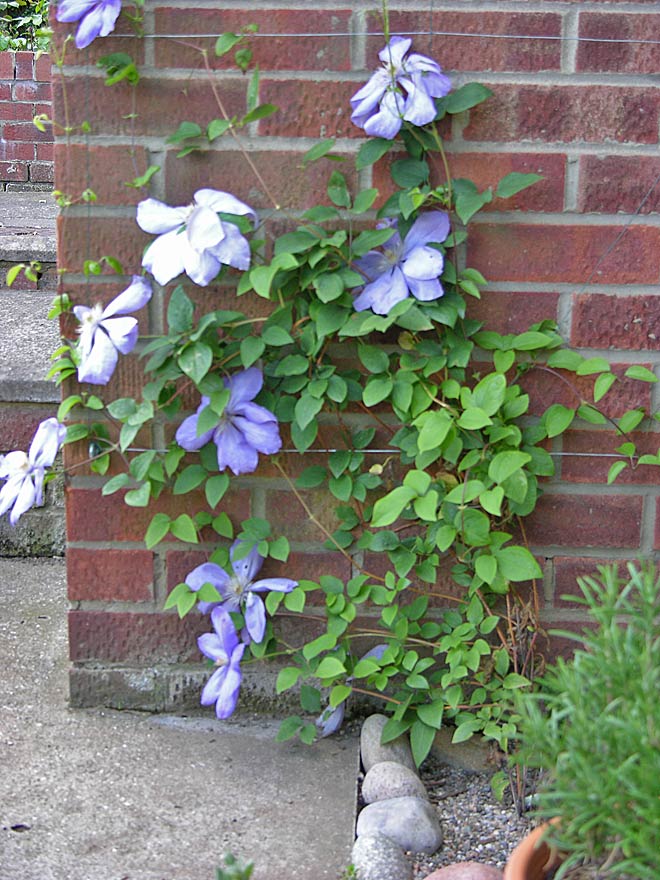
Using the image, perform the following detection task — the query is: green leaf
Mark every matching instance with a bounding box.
[512,331,555,351]
[207,118,232,141]
[576,356,611,376]
[169,514,199,544]
[624,365,657,383]
[371,486,416,527]
[495,545,541,582]
[242,103,278,124]
[458,407,492,430]
[173,464,207,495]
[315,656,346,678]
[475,554,497,584]
[358,344,390,374]
[416,410,452,452]
[302,137,336,163]
[410,719,436,766]
[296,466,327,489]
[167,285,194,333]
[215,32,242,56]
[479,487,504,516]
[495,172,543,199]
[355,137,392,170]
[452,719,479,744]
[102,473,131,495]
[276,666,302,694]
[363,376,393,407]
[327,171,350,208]
[444,82,493,114]
[240,335,265,368]
[179,342,213,385]
[543,403,575,438]
[502,673,531,689]
[124,164,160,189]
[313,272,344,303]
[488,451,531,484]
[295,394,323,430]
[593,372,617,403]
[455,190,492,224]
[391,158,429,188]
[607,460,628,484]
[472,372,506,416]
[124,482,151,507]
[205,473,230,508]
[166,121,203,144]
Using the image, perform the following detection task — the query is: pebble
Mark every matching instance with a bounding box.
[362,760,429,803]
[421,863,503,880]
[356,796,444,854]
[360,713,416,773]
[352,831,413,880]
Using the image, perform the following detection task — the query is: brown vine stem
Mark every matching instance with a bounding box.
[273,459,387,582]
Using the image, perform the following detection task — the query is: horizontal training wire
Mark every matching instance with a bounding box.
[124,448,645,459]
[148,30,660,46]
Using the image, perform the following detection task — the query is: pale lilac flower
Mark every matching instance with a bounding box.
[316,645,388,737]
[137,190,256,287]
[73,276,152,385]
[185,539,297,643]
[56,0,122,50]
[175,367,282,476]
[350,36,451,139]
[353,212,450,316]
[198,606,246,720]
[0,418,66,525]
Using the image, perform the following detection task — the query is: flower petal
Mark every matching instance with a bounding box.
[101,276,152,319]
[9,474,37,524]
[0,475,23,517]
[74,0,121,49]
[214,648,245,719]
[232,416,282,456]
[136,198,188,235]
[214,423,259,475]
[230,541,263,584]
[244,592,266,643]
[194,189,256,222]
[316,702,345,738]
[182,245,222,287]
[55,0,97,22]
[378,35,412,68]
[353,266,409,315]
[363,89,405,140]
[77,328,119,385]
[226,367,262,407]
[400,75,438,127]
[175,399,215,451]
[407,276,444,302]
[250,577,297,594]
[211,605,240,655]
[28,418,66,469]
[197,632,227,663]
[187,204,225,251]
[208,223,251,271]
[101,316,138,355]
[402,245,444,282]
[141,229,186,286]
[403,211,450,254]
[185,562,231,594]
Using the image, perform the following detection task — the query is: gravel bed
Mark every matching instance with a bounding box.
[410,756,532,876]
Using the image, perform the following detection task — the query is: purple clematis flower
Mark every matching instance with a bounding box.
[316,645,388,737]
[136,189,256,287]
[185,539,297,643]
[56,0,122,50]
[198,605,246,720]
[73,276,152,385]
[175,366,282,476]
[350,36,451,139]
[0,418,66,525]
[353,212,450,315]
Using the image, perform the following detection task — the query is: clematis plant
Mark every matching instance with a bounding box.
[350,35,452,138]
[137,190,256,287]
[185,540,297,643]
[55,0,122,50]
[198,605,246,720]
[353,212,450,315]
[74,275,152,385]
[0,418,66,525]
[175,367,282,476]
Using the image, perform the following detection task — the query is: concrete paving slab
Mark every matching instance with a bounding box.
[0,558,359,880]
[0,192,57,262]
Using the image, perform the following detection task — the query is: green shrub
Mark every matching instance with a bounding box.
[0,0,50,50]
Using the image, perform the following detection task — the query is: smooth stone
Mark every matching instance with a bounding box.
[422,864,503,880]
[362,760,429,803]
[361,713,415,773]
[356,796,443,854]
[352,832,413,880]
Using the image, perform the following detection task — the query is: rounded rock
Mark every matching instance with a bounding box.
[421,863,503,880]
[362,760,429,804]
[360,714,415,773]
[356,795,443,854]
[351,832,413,880]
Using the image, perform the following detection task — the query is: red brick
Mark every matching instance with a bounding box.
[3,122,52,142]
[578,13,660,74]
[0,404,54,450]
[369,11,562,72]
[264,487,342,543]
[0,160,28,182]
[560,430,660,486]
[29,161,54,183]
[164,148,358,212]
[0,141,35,161]
[259,80,358,139]
[571,294,660,351]
[65,486,251,543]
[153,8,352,71]
[552,556,632,606]
[525,492,643,548]
[57,214,149,275]
[0,84,10,101]
[54,144,150,205]
[522,364,653,420]
[51,15,144,65]
[654,499,660,548]
[577,156,660,215]
[0,101,39,122]
[467,223,660,285]
[67,548,154,601]
[51,76,245,138]
[36,142,54,161]
[463,84,659,145]
[34,53,52,82]
[13,81,51,102]
[14,52,34,80]
[69,610,208,663]
[467,290,560,334]
[0,53,13,79]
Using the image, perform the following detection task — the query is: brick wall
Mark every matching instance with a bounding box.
[0,51,53,189]
[52,1,660,710]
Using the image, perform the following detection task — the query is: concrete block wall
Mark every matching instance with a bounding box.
[51,1,660,710]
[0,52,53,189]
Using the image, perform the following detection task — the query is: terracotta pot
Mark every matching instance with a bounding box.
[504,821,562,880]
